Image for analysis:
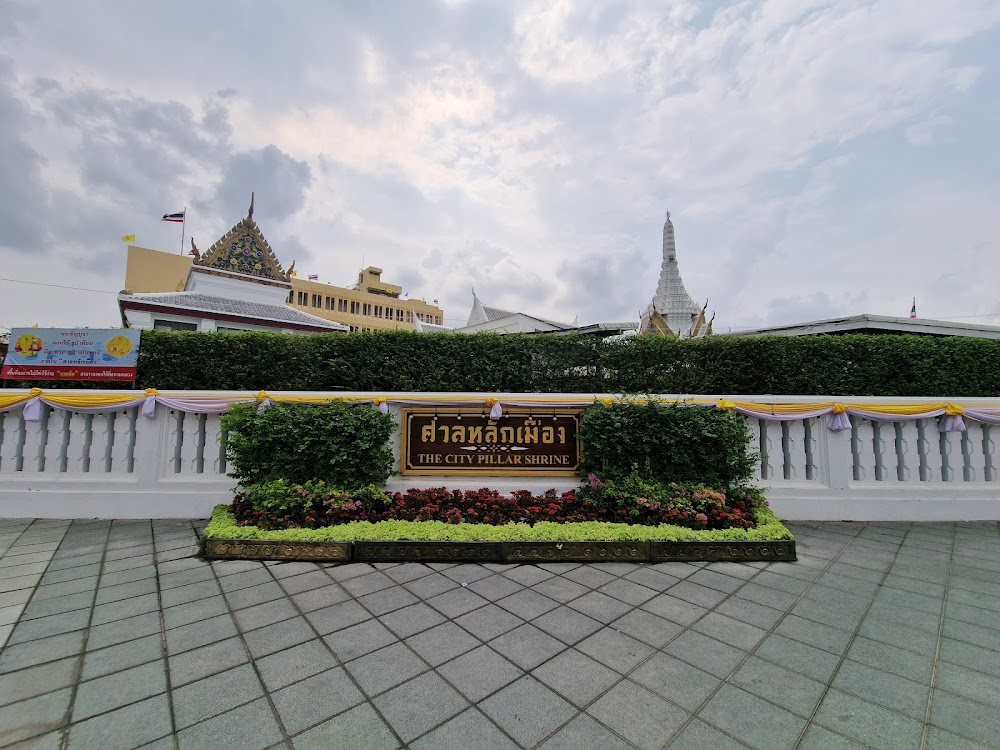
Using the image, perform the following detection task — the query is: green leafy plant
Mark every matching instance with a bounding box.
[203,503,793,542]
[221,401,395,489]
[578,400,758,491]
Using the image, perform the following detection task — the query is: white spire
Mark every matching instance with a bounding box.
[466,287,489,326]
[639,211,705,336]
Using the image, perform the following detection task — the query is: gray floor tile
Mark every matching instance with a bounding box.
[846,636,935,684]
[576,627,655,674]
[68,693,172,750]
[172,662,264,729]
[346,642,428,696]
[691,612,767,651]
[539,713,635,749]
[0,688,73,746]
[566,590,634,623]
[929,686,1000,748]
[729,656,827,718]
[0,630,85,674]
[383,562,434,585]
[356,585,419,616]
[306,599,371,635]
[232,597,299,632]
[563,565,617,589]
[664,630,749,679]
[632,652,722,712]
[168,636,249,687]
[405,621,479,667]
[589,680,690,750]
[410,707,519,750]
[244,615,317,659]
[176,697,283,750]
[934,661,1000,710]
[699,683,807,750]
[480,675,576,748]
[290,703,398,750]
[755,633,841,683]
[324,619,398,662]
[81,633,163,681]
[165,613,238,655]
[289,583,350,613]
[640,593,709,626]
[668,719,750,749]
[162,595,230,630]
[272,667,365,736]
[222,581,285,610]
[373,671,469,744]
[425,586,490,618]
[279,570,337,596]
[495,588,561,620]
[341,571,396,598]
[437,644,523,702]
[404,572,459,599]
[500,565,557,587]
[924,725,995,750]
[0,656,78,708]
[73,659,166,724]
[530,576,590,603]
[379,602,447,639]
[798,724,873,750]
[832,659,930,720]
[6,607,90,645]
[814,688,925,750]
[938,637,1000,679]
[532,647,621,707]
[532,605,604,645]
[453,603,523,641]
[490,622,567,670]
[256,638,338,692]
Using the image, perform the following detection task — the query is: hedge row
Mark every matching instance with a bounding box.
[4,330,999,396]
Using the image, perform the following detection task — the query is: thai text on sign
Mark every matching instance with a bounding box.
[1,328,141,381]
[402,409,580,476]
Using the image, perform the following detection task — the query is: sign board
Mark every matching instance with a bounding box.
[1,328,141,381]
[401,408,580,476]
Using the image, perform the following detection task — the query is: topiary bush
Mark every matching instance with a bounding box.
[221,401,395,489]
[577,400,758,491]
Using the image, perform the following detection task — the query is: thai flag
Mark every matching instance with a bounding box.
[910,298,916,318]
[161,211,185,223]
[308,274,318,281]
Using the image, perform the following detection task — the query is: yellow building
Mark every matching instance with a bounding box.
[122,215,444,333]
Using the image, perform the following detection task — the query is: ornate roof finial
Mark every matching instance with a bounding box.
[665,209,671,221]
[248,192,255,221]
[188,238,201,261]
[286,259,296,279]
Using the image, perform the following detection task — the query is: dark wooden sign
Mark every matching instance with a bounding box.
[401,409,580,476]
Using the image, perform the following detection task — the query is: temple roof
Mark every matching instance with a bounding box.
[119,291,347,330]
[193,193,291,284]
[639,211,711,337]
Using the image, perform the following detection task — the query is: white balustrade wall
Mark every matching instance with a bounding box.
[0,392,997,520]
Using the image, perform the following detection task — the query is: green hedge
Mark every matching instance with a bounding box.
[4,329,1000,396]
[578,401,757,490]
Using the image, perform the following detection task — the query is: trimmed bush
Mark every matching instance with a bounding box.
[221,401,395,489]
[578,401,757,490]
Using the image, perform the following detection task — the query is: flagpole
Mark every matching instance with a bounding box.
[180,206,187,255]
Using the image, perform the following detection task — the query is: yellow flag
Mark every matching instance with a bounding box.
[121,234,135,243]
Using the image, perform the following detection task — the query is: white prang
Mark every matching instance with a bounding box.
[639,211,712,337]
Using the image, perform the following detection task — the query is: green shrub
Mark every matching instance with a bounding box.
[221,401,395,489]
[578,401,757,490]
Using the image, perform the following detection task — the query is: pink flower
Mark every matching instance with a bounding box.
[587,474,602,489]
[695,513,709,523]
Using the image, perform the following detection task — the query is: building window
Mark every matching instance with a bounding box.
[338,299,348,312]
[374,305,383,318]
[396,309,403,321]
[287,291,294,303]
[385,307,393,320]
[350,301,360,314]
[406,311,413,322]
[312,294,322,308]
[297,291,308,305]
[362,303,371,316]
[153,320,198,331]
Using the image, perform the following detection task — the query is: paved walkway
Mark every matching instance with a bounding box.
[1,519,999,750]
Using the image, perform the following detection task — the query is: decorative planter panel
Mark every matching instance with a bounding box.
[503,541,648,562]
[649,540,796,562]
[203,538,351,562]
[354,540,504,563]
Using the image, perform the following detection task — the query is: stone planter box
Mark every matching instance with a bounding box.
[203,537,795,563]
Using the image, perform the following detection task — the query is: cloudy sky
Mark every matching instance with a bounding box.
[1,0,998,333]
